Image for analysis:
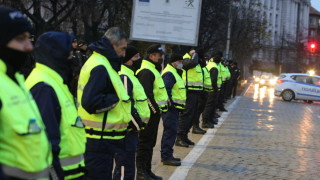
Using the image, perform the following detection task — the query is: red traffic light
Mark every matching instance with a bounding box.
[309,42,316,53]
[311,43,316,49]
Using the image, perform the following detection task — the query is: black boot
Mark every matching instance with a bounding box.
[212,118,219,125]
[161,156,181,162]
[202,122,214,128]
[175,136,189,147]
[173,156,181,161]
[136,163,153,180]
[147,170,163,180]
[162,157,181,166]
[219,108,228,112]
[184,136,195,146]
[192,126,206,134]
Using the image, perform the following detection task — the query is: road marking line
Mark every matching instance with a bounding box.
[169,96,242,180]
[242,83,252,96]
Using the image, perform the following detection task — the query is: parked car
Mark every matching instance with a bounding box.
[274,73,320,102]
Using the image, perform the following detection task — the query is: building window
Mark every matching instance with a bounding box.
[310,17,316,26]
[309,30,315,37]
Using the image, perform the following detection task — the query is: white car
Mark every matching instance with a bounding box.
[274,73,320,102]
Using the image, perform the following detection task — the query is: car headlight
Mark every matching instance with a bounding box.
[260,79,265,84]
[269,79,276,85]
[255,77,260,82]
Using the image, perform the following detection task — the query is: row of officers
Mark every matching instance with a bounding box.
[0,6,240,180]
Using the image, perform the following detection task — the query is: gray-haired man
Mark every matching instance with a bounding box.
[77,27,131,179]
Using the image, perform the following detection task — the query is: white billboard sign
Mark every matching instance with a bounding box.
[130,0,202,46]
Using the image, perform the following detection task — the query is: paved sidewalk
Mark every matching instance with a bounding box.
[152,84,320,180]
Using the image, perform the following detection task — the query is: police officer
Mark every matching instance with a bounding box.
[77,27,131,179]
[136,44,168,180]
[221,60,231,102]
[160,54,186,166]
[25,32,87,179]
[202,52,223,128]
[113,45,150,180]
[176,49,203,147]
[229,61,241,98]
[217,57,228,112]
[193,49,211,134]
[0,6,51,180]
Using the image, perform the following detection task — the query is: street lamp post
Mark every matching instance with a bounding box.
[225,2,232,60]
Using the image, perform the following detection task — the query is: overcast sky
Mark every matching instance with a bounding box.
[311,0,320,11]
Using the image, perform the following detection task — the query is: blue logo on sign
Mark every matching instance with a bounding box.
[139,0,150,2]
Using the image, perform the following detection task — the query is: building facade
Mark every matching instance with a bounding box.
[309,7,320,43]
[251,0,310,73]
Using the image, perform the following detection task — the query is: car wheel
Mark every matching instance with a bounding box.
[281,90,294,102]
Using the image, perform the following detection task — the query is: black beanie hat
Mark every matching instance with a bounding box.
[0,6,32,46]
[170,54,183,63]
[124,45,139,63]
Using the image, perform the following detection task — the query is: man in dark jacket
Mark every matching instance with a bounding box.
[175,49,200,147]
[230,61,240,98]
[113,45,147,180]
[0,6,51,180]
[26,32,86,180]
[192,48,207,134]
[160,54,185,166]
[77,27,130,179]
[136,44,168,180]
[202,52,222,128]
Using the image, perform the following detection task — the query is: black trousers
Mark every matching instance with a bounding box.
[226,79,233,98]
[114,132,139,180]
[202,91,219,124]
[231,80,238,98]
[222,80,229,100]
[136,112,161,172]
[161,108,179,160]
[218,83,226,109]
[194,91,208,127]
[84,138,125,180]
[178,91,199,135]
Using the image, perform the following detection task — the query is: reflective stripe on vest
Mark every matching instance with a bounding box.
[182,60,203,91]
[82,119,128,130]
[119,65,150,124]
[202,67,213,92]
[141,118,149,123]
[2,165,49,179]
[0,60,51,176]
[77,52,131,139]
[136,60,169,112]
[161,64,187,109]
[60,155,84,167]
